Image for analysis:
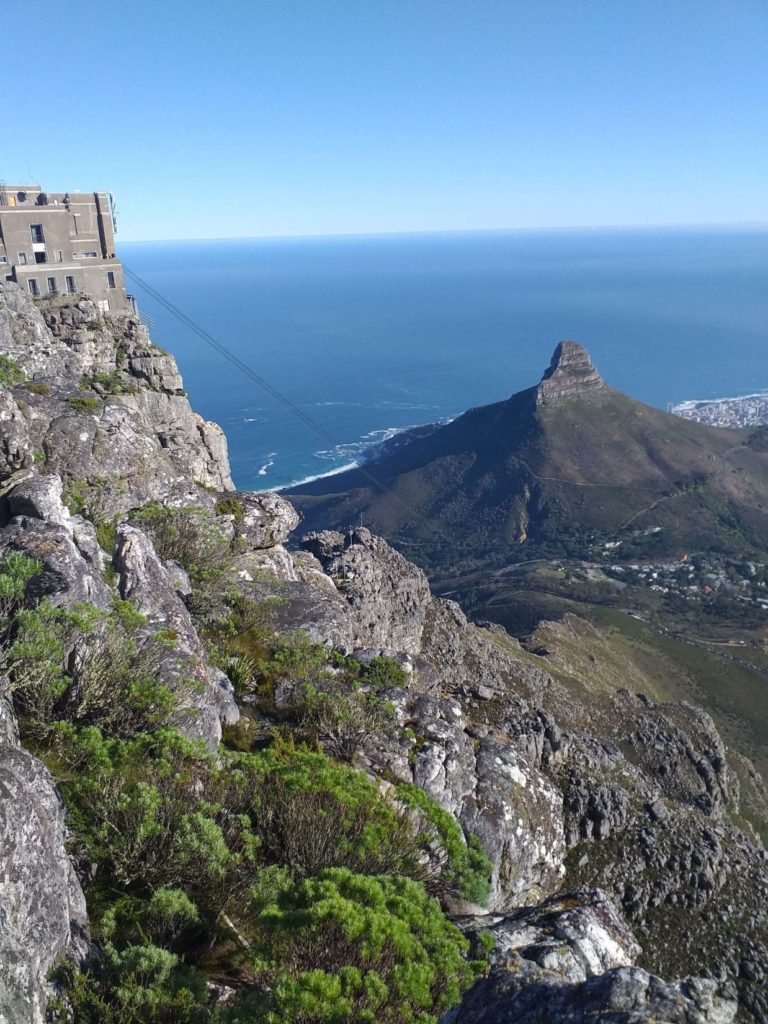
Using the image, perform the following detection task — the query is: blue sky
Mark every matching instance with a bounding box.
[4,0,767,240]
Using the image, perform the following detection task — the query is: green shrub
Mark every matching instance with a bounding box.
[218,745,421,882]
[50,944,209,1024]
[81,370,139,395]
[395,783,492,906]
[96,518,118,554]
[215,496,245,523]
[69,395,103,413]
[0,355,25,386]
[361,656,408,688]
[299,678,396,760]
[101,888,201,948]
[0,551,42,622]
[7,601,174,741]
[130,504,233,618]
[52,726,241,901]
[227,868,479,1024]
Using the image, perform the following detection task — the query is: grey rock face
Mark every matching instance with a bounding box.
[230,491,301,549]
[357,689,566,911]
[0,745,88,1024]
[478,888,641,982]
[0,475,111,612]
[536,340,607,406]
[446,888,736,1023]
[446,965,737,1024]
[0,389,32,480]
[114,525,239,748]
[0,283,233,512]
[302,528,432,655]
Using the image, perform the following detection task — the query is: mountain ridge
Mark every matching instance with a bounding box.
[285,341,768,568]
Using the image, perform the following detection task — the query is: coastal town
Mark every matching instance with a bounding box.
[670,391,768,428]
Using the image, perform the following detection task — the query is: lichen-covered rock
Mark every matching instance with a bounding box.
[0,473,112,614]
[114,524,238,748]
[302,527,432,655]
[0,745,88,1024]
[0,389,32,480]
[230,491,300,549]
[358,690,566,911]
[0,283,233,512]
[465,888,641,983]
[446,890,736,1022]
[445,965,737,1024]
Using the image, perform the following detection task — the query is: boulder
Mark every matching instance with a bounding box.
[114,524,239,749]
[0,745,88,1024]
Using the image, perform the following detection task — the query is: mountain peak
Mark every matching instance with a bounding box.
[536,340,605,405]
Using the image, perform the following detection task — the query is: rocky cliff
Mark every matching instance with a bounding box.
[0,282,764,1024]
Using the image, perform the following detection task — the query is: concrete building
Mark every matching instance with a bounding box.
[0,184,130,310]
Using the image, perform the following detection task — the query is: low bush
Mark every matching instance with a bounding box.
[361,655,409,688]
[215,496,245,523]
[0,355,25,386]
[81,370,139,395]
[23,381,52,396]
[299,678,396,760]
[52,726,243,904]
[130,504,233,618]
[226,868,480,1024]
[50,944,209,1024]
[68,395,103,414]
[6,601,175,741]
[219,744,422,882]
[0,551,42,622]
[395,783,492,906]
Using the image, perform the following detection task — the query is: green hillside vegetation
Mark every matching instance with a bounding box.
[0,529,488,1024]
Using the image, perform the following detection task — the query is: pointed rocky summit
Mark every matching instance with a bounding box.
[536,340,606,405]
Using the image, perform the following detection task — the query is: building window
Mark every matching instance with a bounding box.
[66,276,76,294]
[47,277,58,294]
[28,279,39,296]
[0,256,7,265]
[56,250,63,262]
[34,251,48,264]
[107,271,116,289]
[84,251,97,258]
[17,252,27,265]
[30,224,45,243]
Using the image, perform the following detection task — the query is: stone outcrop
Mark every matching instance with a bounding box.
[0,744,88,1024]
[446,965,737,1024]
[0,282,233,514]
[442,890,737,1023]
[114,524,239,749]
[535,340,607,405]
[303,528,432,655]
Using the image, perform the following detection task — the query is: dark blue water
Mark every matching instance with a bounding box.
[118,230,768,492]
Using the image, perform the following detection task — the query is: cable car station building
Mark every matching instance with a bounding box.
[0,184,129,311]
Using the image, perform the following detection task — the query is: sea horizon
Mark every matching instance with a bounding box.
[118,227,768,493]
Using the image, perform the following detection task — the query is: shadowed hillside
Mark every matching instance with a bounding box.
[286,342,768,571]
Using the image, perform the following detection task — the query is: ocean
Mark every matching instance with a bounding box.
[118,229,768,492]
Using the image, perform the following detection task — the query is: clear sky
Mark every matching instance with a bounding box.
[4,0,766,240]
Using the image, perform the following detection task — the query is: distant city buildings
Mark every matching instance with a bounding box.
[0,184,130,311]
[670,393,768,429]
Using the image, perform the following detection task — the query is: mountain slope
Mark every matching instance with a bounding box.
[286,342,768,570]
